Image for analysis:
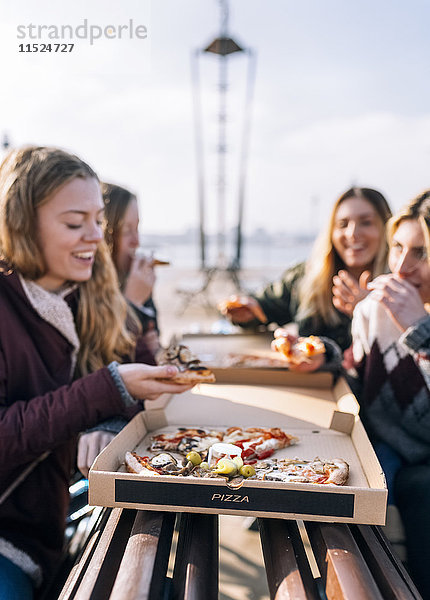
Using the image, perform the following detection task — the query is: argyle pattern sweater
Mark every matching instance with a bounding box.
[350,296,430,464]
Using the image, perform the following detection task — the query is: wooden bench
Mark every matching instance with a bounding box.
[57,508,421,600]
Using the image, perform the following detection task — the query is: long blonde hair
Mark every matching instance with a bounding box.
[0,146,135,375]
[387,189,430,254]
[297,187,392,327]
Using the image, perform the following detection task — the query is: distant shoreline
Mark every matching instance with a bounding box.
[140,237,315,270]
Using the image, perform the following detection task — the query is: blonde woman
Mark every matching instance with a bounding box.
[221,187,392,351]
[0,146,191,599]
[350,191,430,597]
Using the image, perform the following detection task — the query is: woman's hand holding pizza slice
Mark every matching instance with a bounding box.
[271,329,326,372]
[155,343,216,386]
[217,295,267,324]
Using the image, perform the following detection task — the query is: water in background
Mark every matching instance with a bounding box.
[142,238,315,270]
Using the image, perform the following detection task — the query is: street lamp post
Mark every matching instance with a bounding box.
[191,0,256,290]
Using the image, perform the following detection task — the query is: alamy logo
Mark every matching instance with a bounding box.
[16,19,147,45]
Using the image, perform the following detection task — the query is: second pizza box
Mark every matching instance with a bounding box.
[89,375,387,525]
[179,331,329,386]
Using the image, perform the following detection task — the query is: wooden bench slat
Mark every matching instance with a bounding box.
[171,513,219,600]
[59,508,422,600]
[306,522,384,600]
[259,517,320,600]
[351,525,422,600]
[58,507,110,600]
[109,511,175,600]
[67,508,136,600]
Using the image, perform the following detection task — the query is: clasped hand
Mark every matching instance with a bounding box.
[368,274,427,331]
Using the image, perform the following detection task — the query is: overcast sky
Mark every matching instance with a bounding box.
[1,0,429,236]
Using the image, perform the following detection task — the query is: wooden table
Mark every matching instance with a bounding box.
[58,507,421,600]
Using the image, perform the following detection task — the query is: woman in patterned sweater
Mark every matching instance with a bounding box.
[270,191,430,596]
[351,191,430,598]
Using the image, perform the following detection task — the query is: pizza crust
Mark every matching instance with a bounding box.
[160,368,216,385]
[325,458,349,485]
[125,451,155,475]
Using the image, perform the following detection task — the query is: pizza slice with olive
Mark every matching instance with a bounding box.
[125,425,349,486]
[156,343,216,384]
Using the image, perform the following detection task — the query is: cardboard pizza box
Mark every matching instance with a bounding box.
[89,376,388,525]
[179,332,333,386]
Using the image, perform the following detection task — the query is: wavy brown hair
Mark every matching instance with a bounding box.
[0,146,135,374]
[101,182,137,284]
[297,187,392,327]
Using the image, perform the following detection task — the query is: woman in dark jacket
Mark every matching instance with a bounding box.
[220,187,392,351]
[0,146,191,599]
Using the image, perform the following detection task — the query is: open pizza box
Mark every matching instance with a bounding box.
[179,331,329,386]
[89,375,388,525]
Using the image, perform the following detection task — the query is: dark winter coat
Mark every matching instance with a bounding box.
[0,264,151,585]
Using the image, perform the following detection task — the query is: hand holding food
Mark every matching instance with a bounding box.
[217,295,267,324]
[272,330,325,372]
[156,343,216,385]
[332,270,371,316]
[124,256,156,306]
[117,363,195,400]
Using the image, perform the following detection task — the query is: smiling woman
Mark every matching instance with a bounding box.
[220,187,392,352]
[0,146,192,599]
[35,177,104,290]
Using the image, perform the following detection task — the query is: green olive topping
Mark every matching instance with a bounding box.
[199,461,210,470]
[232,456,244,469]
[186,451,202,466]
[213,458,238,476]
[240,465,256,478]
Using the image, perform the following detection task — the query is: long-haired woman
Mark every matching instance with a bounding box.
[350,191,430,597]
[102,182,160,355]
[221,187,392,351]
[0,146,191,599]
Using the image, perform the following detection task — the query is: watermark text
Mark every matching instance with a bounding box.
[17,19,147,45]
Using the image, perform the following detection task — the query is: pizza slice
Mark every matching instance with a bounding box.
[125,449,349,486]
[151,258,170,266]
[273,335,325,365]
[260,457,349,485]
[222,426,299,463]
[221,352,291,369]
[157,343,216,384]
[125,451,161,475]
[149,427,223,454]
[125,450,201,476]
